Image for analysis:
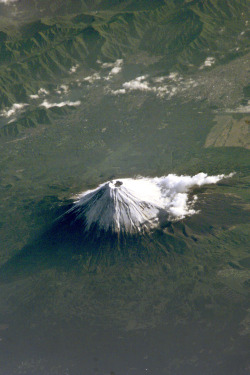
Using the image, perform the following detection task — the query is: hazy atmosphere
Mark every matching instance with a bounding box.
[0,1,249,374]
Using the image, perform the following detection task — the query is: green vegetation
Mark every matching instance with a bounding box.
[0,0,249,107]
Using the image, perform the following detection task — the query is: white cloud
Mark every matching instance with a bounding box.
[109,72,198,98]
[67,172,234,234]
[101,59,123,71]
[29,88,49,99]
[110,66,122,75]
[60,85,69,93]
[0,103,28,118]
[38,88,49,95]
[123,75,150,91]
[111,88,126,95]
[100,62,115,68]
[104,59,123,79]
[153,76,168,83]
[39,100,81,109]
[200,57,215,69]
[69,64,79,74]
[154,172,234,220]
[109,76,151,95]
[168,72,180,81]
[55,84,69,94]
[83,73,101,83]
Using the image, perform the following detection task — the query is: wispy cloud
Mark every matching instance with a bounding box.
[109,59,123,76]
[0,103,29,118]
[38,88,49,95]
[109,72,198,98]
[69,64,79,74]
[199,57,215,70]
[29,88,49,99]
[39,100,81,109]
[55,85,69,94]
[123,76,151,91]
[83,73,101,83]
[100,59,123,80]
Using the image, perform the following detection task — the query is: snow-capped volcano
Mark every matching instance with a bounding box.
[65,173,234,235]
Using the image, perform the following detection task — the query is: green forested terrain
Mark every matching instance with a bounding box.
[0,0,249,107]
